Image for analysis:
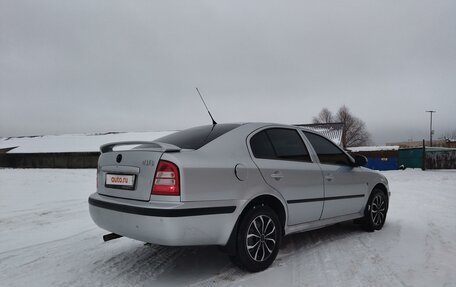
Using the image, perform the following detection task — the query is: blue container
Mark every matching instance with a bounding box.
[365,156,398,171]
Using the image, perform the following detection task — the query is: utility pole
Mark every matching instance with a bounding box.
[426,110,436,147]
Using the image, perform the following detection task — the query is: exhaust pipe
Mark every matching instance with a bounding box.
[103,233,123,242]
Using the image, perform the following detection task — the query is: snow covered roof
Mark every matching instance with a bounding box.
[296,123,344,146]
[347,146,400,152]
[0,131,175,154]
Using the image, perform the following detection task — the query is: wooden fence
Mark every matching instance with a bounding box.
[425,150,456,169]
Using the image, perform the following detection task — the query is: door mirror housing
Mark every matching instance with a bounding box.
[352,154,368,167]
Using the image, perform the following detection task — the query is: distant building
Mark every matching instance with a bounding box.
[295,122,344,146]
[349,144,456,170]
[387,139,456,149]
[0,131,174,168]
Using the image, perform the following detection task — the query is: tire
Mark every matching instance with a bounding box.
[361,188,388,232]
[232,204,282,272]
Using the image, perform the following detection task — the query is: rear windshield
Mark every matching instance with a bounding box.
[155,124,242,149]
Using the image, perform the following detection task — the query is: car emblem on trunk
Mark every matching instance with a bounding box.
[116,154,122,163]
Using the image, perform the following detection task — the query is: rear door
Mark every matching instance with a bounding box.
[249,128,324,225]
[303,131,368,219]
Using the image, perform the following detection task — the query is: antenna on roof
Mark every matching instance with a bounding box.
[196,87,217,125]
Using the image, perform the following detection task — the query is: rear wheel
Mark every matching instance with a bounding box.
[232,204,281,272]
[362,188,388,232]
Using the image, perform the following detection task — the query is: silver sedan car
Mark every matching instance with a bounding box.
[89,123,389,272]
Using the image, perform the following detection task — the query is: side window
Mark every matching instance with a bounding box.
[250,128,311,162]
[250,130,276,159]
[304,132,352,166]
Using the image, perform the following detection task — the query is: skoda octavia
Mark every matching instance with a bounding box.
[89,123,389,272]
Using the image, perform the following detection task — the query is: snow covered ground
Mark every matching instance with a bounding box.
[1,169,455,287]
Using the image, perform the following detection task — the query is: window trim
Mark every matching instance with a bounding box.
[247,126,315,163]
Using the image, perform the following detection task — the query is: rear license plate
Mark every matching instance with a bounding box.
[105,174,136,190]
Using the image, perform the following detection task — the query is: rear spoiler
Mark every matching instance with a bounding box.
[100,141,181,153]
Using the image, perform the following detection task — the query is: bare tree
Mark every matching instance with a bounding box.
[312,108,334,124]
[440,130,456,140]
[313,105,371,148]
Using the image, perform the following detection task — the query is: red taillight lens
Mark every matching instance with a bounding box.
[152,160,180,196]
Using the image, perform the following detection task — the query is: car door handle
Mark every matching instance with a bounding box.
[325,175,334,182]
[270,171,284,181]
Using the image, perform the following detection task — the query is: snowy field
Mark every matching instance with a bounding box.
[1,169,455,287]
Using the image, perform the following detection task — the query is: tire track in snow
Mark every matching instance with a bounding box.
[285,224,362,286]
[0,229,186,287]
[71,244,185,287]
[273,222,409,287]
[0,228,97,256]
[188,265,247,287]
[357,236,409,287]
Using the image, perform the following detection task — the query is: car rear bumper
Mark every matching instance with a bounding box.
[88,193,238,246]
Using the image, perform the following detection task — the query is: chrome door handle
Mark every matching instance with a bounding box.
[270,171,284,181]
[325,175,334,182]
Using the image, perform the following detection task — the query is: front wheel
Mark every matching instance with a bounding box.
[232,204,282,272]
[361,188,388,232]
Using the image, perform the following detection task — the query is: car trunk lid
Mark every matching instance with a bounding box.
[97,141,180,201]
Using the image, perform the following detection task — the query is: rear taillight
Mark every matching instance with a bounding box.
[152,160,180,196]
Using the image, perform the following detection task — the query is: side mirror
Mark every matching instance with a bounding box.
[352,154,368,167]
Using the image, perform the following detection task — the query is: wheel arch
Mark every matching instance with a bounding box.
[242,194,287,230]
[372,183,388,198]
[224,194,287,255]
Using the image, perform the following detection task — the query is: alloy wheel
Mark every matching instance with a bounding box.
[246,215,277,262]
[371,194,386,226]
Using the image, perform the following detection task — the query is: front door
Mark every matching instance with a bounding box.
[303,131,368,219]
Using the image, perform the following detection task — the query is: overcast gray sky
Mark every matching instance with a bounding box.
[1,0,455,144]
